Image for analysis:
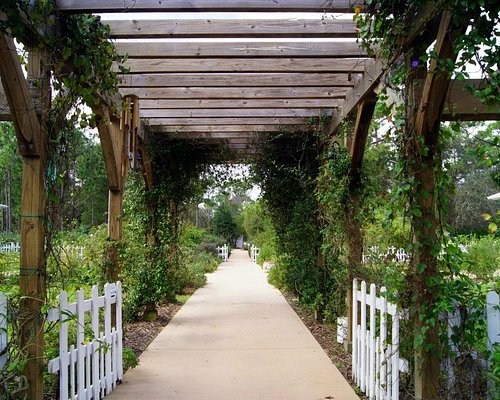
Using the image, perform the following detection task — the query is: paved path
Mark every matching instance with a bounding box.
[109,249,359,400]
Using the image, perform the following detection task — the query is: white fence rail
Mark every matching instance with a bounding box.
[352,279,408,400]
[217,244,229,262]
[362,246,409,264]
[0,242,20,253]
[0,292,7,369]
[48,282,123,400]
[250,245,259,263]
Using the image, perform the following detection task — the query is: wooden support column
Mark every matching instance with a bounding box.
[407,11,462,400]
[107,189,123,282]
[344,93,377,349]
[0,32,47,400]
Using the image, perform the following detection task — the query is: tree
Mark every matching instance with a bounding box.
[210,201,238,245]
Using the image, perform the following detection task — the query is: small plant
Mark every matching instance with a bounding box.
[122,347,139,371]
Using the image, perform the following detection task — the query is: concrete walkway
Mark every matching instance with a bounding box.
[109,249,359,400]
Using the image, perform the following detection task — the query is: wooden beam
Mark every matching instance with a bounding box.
[442,79,500,120]
[153,132,263,139]
[119,86,350,99]
[150,125,294,133]
[117,57,368,73]
[0,87,9,120]
[140,98,341,109]
[56,0,356,13]
[114,41,367,58]
[142,108,331,118]
[119,72,359,88]
[350,93,377,172]
[145,117,309,125]
[326,58,385,134]
[0,33,41,156]
[107,18,358,39]
[92,103,122,191]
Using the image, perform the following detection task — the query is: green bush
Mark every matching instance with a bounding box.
[459,235,500,279]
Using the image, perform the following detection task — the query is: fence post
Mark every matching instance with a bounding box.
[486,290,499,398]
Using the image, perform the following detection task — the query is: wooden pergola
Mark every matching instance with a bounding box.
[0,2,499,399]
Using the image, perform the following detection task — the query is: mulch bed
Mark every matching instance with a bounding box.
[123,302,184,358]
[282,291,363,396]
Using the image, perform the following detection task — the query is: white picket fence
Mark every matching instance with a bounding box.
[0,292,7,369]
[47,282,123,400]
[0,242,20,253]
[217,244,229,262]
[362,246,409,264]
[250,245,259,263]
[352,279,408,400]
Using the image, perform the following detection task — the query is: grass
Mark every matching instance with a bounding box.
[176,294,191,303]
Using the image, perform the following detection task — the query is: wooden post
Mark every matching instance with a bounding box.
[406,12,462,400]
[0,33,48,399]
[344,94,377,349]
[107,190,122,282]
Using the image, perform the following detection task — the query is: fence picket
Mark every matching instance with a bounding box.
[391,310,400,400]
[47,283,122,400]
[360,280,367,392]
[369,283,376,399]
[104,283,113,394]
[352,279,358,381]
[77,289,85,399]
[59,291,69,399]
[0,293,7,369]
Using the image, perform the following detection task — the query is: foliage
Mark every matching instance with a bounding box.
[252,130,325,307]
[210,201,238,245]
[122,347,139,371]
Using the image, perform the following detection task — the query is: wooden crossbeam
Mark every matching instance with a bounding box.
[119,87,349,99]
[150,125,293,133]
[142,108,330,118]
[443,80,500,120]
[0,34,42,156]
[56,0,356,13]
[326,59,385,134]
[114,41,366,58]
[107,18,358,39]
[144,117,309,125]
[140,98,341,109]
[117,57,368,73]
[119,73,359,88]
[152,132,264,139]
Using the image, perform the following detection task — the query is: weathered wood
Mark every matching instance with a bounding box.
[107,18,358,39]
[119,72,358,88]
[150,125,293,133]
[145,117,309,125]
[119,86,349,99]
[326,59,385,135]
[19,157,46,400]
[140,98,341,109]
[107,190,122,282]
[350,93,377,172]
[0,32,41,156]
[410,11,461,400]
[155,132,265,139]
[16,50,50,400]
[92,104,122,191]
[114,41,367,58]
[56,0,356,13]
[117,57,368,73]
[442,80,500,120]
[344,93,377,348]
[138,139,154,190]
[142,108,331,118]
